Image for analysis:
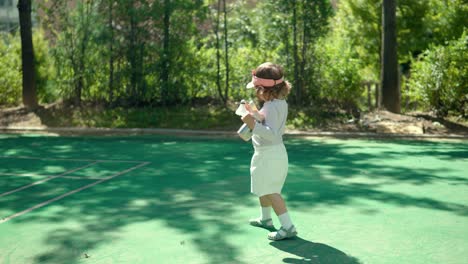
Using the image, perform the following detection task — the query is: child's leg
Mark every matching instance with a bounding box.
[268,193,287,216]
[249,195,274,228]
[259,195,272,220]
[267,193,297,240]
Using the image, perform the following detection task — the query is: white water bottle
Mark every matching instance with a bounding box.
[235,100,249,117]
[237,123,252,141]
[235,100,252,141]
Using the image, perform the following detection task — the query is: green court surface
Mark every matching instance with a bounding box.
[0,133,467,264]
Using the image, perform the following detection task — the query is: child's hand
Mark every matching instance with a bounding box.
[244,103,252,112]
[241,114,256,130]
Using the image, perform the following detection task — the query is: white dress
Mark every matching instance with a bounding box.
[250,99,289,196]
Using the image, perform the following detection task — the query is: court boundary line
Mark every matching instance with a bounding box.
[0,156,149,184]
[0,161,149,224]
[1,126,467,139]
[0,161,101,198]
[0,155,148,163]
[0,172,111,180]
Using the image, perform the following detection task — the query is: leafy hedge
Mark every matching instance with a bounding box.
[0,32,22,106]
[0,30,56,106]
[409,32,468,117]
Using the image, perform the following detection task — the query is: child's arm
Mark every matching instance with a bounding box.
[241,114,256,130]
[245,102,265,122]
[251,103,283,141]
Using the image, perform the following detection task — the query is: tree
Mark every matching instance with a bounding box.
[160,0,172,105]
[214,0,224,103]
[222,0,229,105]
[381,0,400,113]
[17,0,38,109]
[108,0,115,103]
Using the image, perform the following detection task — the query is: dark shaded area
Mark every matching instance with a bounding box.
[0,134,467,263]
[270,237,362,264]
[412,113,468,134]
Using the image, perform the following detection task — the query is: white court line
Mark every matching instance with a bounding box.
[59,175,105,180]
[0,162,150,224]
[0,172,47,177]
[0,161,100,198]
[0,172,110,181]
[0,155,147,163]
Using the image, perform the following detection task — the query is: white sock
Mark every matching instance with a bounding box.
[261,207,272,220]
[278,212,293,230]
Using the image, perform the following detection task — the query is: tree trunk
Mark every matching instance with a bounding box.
[129,6,137,103]
[160,0,171,105]
[108,0,114,103]
[222,0,229,105]
[292,0,299,105]
[380,0,400,113]
[215,0,224,103]
[17,0,38,109]
[300,0,310,104]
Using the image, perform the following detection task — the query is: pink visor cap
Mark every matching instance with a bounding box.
[246,70,284,89]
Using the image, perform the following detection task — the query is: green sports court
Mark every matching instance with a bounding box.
[0,133,467,264]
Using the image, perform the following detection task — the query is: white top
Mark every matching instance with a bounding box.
[252,99,288,148]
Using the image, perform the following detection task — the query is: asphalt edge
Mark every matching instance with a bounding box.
[1,126,467,140]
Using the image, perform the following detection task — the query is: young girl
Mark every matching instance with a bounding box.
[241,62,297,241]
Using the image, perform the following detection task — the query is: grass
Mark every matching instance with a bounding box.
[2,101,466,134]
[31,102,355,131]
[34,104,241,130]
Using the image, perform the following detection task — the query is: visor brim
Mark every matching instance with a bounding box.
[246,81,255,89]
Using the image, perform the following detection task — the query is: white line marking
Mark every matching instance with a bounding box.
[0,161,100,198]
[59,176,106,180]
[0,162,149,224]
[0,156,147,163]
[0,172,46,177]
[0,172,111,181]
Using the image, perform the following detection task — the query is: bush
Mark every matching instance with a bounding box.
[409,32,468,117]
[34,29,58,103]
[314,33,364,109]
[0,30,56,107]
[0,32,22,106]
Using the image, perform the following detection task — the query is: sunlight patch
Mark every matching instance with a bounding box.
[130,199,151,207]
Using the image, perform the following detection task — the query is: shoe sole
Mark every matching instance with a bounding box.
[268,231,298,241]
[249,222,276,231]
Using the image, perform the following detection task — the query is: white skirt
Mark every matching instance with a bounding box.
[250,144,288,196]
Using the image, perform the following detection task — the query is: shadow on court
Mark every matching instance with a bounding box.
[270,237,362,264]
[0,134,467,263]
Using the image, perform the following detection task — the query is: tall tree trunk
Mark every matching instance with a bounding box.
[129,5,138,103]
[215,0,224,103]
[108,0,114,104]
[74,1,92,106]
[292,0,299,105]
[17,0,38,109]
[381,0,400,113]
[161,0,171,105]
[300,0,310,105]
[222,0,229,105]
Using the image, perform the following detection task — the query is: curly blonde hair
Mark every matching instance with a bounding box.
[254,62,292,101]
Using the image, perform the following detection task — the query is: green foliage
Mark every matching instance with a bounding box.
[328,0,467,81]
[254,0,333,104]
[408,32,468,117]
[314,19,363,108]
[334,0,381,80]
[0,30,55,106]
[0,33,22,106]
[3,0,467,131]
[38,104,239,130]
[33,29,58,103]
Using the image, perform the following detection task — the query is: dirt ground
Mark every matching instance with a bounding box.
[322,110,468,135]
[1,105,467,136]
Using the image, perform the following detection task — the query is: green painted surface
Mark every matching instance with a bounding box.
[0,134,467,264]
